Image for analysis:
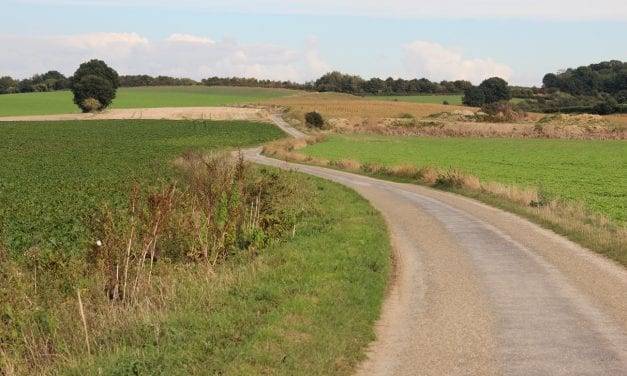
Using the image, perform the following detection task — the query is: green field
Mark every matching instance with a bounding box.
[369,94,463,105]
[0,119,285,255]
[302,134,627,225]
[0,86,298,116]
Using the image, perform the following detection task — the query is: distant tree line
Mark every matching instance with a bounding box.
[119,75,198,87]
[311,71,472,95]
[0,71,70,94]
[201,76,309,90]
[520,60,627,114]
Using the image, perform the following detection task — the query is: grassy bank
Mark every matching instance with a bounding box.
[0,119,284,255]
[302,134,626,225]
[1,161,390,374]
[0,86,298,116]
[67,172,389,375]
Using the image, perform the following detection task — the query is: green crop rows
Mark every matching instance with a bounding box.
[0,120,284,256]
[303,134,627,225]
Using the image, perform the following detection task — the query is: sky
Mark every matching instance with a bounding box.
[1,0,626,86]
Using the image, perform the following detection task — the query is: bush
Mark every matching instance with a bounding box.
[462,86,486,106]
[305,111,324,128]
[480,101,526,122]
[591,101,618,115]
[80,97,103,113]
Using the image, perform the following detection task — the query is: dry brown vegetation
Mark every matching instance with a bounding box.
[326,117,626,140]
[255,92,625,140]
[256,92,470,119]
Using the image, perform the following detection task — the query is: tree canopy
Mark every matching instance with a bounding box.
[462,77,511,106]
[71,60,119,112]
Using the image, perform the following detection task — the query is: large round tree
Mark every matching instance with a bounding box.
[71,59,119,112]
[478,77,511,104]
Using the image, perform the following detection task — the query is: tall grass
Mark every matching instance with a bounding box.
[0,152,314,373]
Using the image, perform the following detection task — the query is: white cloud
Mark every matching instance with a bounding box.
[402,40,513,84]
[0,32,330,82]
[20,0,627,20]
[166,33,215,44]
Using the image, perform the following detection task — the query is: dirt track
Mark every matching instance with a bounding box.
[7,109,627,374]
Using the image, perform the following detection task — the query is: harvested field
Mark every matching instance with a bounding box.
[256,92,471,119]
[327,117,626,140]
[0,106,270,122]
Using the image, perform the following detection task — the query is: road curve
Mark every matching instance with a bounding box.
[244,117,627,375]
[5,108,626,374]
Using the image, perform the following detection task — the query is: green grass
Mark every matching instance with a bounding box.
[0,119,285,256]
[0,86,298,116]
[302,134,627,225]
[66,173,389,375]
[369,94,463,105]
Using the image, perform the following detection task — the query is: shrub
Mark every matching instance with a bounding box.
[80,97,102,113]
[591,101,618,115]
[305,111,324,128]
[480,101,526,122]
[442,100,449,105]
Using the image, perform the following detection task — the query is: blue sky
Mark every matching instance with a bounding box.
[2,0,626,85]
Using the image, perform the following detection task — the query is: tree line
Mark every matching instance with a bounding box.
[0,71,70,94]
[312,71,472,95]
[518,60,627,114]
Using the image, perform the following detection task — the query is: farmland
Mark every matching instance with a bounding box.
[369,94,463,105]
[0,117,390,374]
[0,119,284,255]
[0,86,298,117]
[302,134,627,225]
[257,92,469,119]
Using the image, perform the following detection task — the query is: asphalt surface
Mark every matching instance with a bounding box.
[244,116,627,376]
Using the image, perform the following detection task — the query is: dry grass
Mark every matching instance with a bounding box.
[257,92,470,119]
[255,92,625,140]
[333,159,362,171]
[262,135,326,163]
[329,118,626,140]
[386,163,421,179]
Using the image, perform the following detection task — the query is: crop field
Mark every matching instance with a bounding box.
[302,134,627,225]
[0,86,298,117]
[0,119,284,255]
[257,92,470,119]
[369,94,463,105]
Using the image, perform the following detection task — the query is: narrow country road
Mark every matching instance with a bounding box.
[245,116,627,375]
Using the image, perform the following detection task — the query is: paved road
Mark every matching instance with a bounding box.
[244,117,627,375]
